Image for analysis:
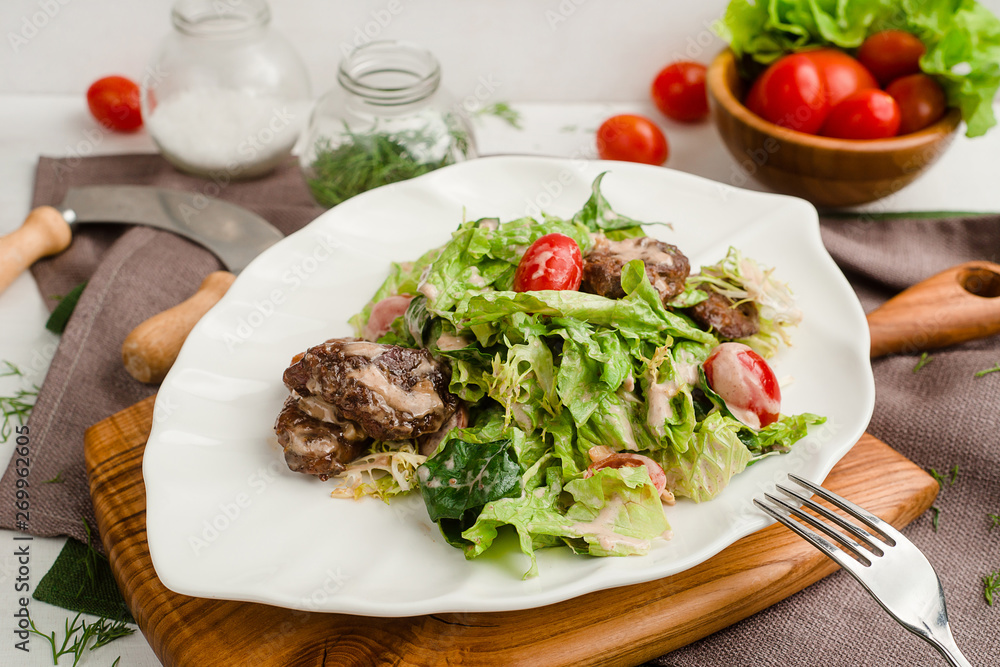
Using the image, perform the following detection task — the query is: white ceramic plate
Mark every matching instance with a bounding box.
[144,156,874,616]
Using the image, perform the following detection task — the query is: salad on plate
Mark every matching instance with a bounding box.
[273,174,824,577]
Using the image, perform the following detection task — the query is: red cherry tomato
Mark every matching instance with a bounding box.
[745,53,830,134]
[857,30,926,86]
[798,48,878,108]
[86,76,142,132]
[885,73,947,135]
[586,452,667,495]
[596,114,669,165]
[821,89,901,139]
[363,294,413,340]
[513,233,583,292]
[703,342,781,429]
[651,61,709,122]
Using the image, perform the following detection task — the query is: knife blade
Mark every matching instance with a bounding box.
[0,186,284,295]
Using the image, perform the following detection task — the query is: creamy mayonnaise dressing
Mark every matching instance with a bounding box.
[570,496,653,552]
[435,333,471,351]
[346,364,442,417]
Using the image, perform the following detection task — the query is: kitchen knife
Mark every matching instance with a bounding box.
[0,186,285,382]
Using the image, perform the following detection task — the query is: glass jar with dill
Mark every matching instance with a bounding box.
[300,40,476,208]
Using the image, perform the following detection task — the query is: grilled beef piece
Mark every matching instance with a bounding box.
[282,338,457,442]
[416,402,468,457]
[582,236,690,304]
[686,288,760,339]
[274,397,370,480]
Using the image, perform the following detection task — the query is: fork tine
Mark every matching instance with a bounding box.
[789,474,897,546]
[775,483,885,556]
[761,493,873,566]
[753,498,863,572]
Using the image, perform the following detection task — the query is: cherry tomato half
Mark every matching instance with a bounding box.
[703,342,781,430]
[821,89,901,140]
[651,61,709,122]
[86,75,142,132]
[886,73,947,135]
[798,48,878,108]
[745,53,830,134]
[513,233,583,292]
[596,114,669,165]
[857,30,926,86]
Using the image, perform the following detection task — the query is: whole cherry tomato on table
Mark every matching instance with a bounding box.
[596,114,669,165]
[821,89,901,140]
[886,73,947,135]
[745,53,830,134]
[651,61,709,122]
[513,233,583,292]
[797,48,877,107]
[857,30,927,86]
[702,342,781,430]
[86,75,143,132]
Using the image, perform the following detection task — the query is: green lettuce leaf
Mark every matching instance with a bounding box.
[417,436,522,522]
[652,412,752,502]
[563,466,670,557]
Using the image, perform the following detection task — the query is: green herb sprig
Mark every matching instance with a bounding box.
[989,513,1000,531]
[927,464,959,531]
[974,362,1000,377]
[307,123,470,209]
[0,361,38,441]
[475,102,522,129]
[29,612,133,666]
[913,352,932,373]
[984,570,1000,606]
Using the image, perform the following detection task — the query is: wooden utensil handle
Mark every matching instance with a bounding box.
[868,261,1000,358]
[0,206,72,296]
[122,271,236,384]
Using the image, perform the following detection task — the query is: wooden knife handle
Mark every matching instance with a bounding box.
[868,261,1000,358]
[122,271,236,384]
[0,206,73,296]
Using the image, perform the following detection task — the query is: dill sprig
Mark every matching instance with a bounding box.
[927,465,959,531]
[77,518,101,595]
[912,352,932,372]
[984,570,1000,606]
[989,513,1000,531]
[307,122,470,209]
[975,362,1000,377]
[0,361,38,442]
[43,471,65,484]
[29,612,134,666]
[475,101,523,129]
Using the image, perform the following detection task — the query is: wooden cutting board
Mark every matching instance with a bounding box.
[84,396,938,667]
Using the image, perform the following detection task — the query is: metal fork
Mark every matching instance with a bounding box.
[755,474,971,667]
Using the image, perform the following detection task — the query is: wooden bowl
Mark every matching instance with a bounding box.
[707,49,962,208]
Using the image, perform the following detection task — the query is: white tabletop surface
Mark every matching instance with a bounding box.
[1,93,999,666]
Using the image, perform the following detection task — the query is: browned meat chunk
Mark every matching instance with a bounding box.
[283,338,457,442]
[416,402,469,457]
[582,236,690,304]
[687,288,760,339]
[274,397,370,480]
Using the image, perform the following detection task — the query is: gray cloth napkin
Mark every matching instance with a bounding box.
[652,215,1000,666]
[0,154,323,549]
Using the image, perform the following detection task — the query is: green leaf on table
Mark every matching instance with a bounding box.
[913,352,933,373]
[45,281,87,334]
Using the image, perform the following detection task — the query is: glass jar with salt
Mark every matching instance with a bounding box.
[143,0,311,179]
[300,40,476,208]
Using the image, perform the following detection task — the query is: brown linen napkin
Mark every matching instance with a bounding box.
[651,215,1000,666]
[0,154,323,549]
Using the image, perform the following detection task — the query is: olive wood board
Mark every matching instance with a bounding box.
[84,396,938,667]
